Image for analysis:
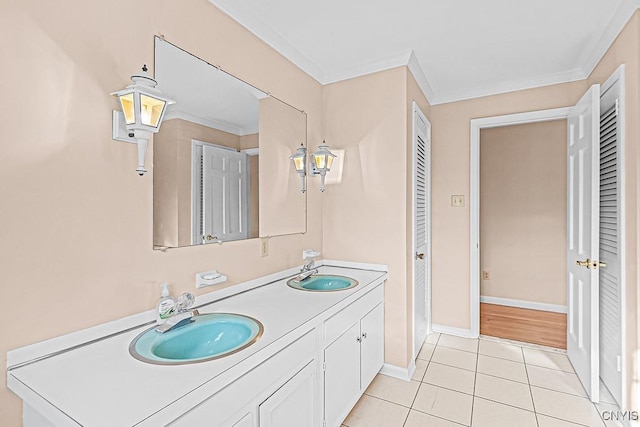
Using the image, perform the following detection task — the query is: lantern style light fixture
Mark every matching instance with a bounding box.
[311,140,337,192]
[111,65,175,176]
[289,143,307,193]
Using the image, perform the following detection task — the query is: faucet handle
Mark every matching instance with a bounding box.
[176,292,195,312]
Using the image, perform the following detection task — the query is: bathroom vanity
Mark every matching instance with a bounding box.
[7,263,387,427]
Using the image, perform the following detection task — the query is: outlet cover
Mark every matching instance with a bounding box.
[482,270,490,280]
[260,238,269,257]
[451,195,465,207]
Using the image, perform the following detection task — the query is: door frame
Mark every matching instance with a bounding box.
[412,101,432,360]
[469,107,571,337]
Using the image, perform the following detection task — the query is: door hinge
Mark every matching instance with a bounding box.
[617,355,622,372]
[322,362,326,372]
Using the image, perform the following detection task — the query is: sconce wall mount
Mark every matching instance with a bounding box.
[111,65,175,176]
[289,140,337,193]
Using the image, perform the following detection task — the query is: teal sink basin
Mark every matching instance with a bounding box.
[287,274,359,292]
[129,313,263,365]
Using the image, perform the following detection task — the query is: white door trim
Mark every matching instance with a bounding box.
[412,101,432,360]
[469,107,571,337]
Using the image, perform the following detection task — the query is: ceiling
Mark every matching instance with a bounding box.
[209,0,638,104]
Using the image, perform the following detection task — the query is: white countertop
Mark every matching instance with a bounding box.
[8,265,386,426]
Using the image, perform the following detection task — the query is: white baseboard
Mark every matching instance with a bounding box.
[432,324,476,338]
[380,359,416,382]
[480,296,567,314]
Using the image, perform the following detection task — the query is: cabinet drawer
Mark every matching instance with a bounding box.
[324,284,383,346]
[169,330,316,427]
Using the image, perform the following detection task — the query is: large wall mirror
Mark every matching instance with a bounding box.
[153,38,307,248]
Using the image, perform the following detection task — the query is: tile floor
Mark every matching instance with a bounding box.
[342,333,622,427]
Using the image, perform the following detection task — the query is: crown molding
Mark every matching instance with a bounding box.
[431,67,586,105]
[407,51,436,103]
[209,0,326,83]
[579,0,639,78]
[209,0,640,107]
[208,0,437,104]
[164,110,258,136]
[321,50,411,84]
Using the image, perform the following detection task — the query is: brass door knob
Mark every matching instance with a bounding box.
[593,260,607,269]
[576,259,591,269]
[416,253,425,260]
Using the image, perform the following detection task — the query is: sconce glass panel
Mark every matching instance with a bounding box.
[119,93,135,125]
[140,94,167,128]
[314,154,326,169]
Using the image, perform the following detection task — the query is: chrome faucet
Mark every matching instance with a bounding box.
[155,292,199,333]
[293,253,319,282]
[302,257,316,272]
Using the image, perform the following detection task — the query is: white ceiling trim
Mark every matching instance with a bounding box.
[430,68,586,105]
[579,0,639,79]
[164,110,258,136]
[407,51,436,103]
[209,0,640,106]
[209,0,327,83]
[321,50,412,85]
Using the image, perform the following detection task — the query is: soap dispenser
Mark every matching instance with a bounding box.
[156,283,176,325]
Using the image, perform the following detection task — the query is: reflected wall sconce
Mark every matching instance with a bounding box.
[111,65,175,176]
[311,141,337,192]
[290,144,307,193]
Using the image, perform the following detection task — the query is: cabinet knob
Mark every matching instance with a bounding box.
[362,332,367,339]
[356,336,362,343]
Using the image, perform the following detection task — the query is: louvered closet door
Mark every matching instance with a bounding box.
[599,95,622,405]
[413,105,431,357]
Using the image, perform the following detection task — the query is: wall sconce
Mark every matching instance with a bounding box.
[290,144,307,193]
[111,65,175,176]
[311,141,337,192]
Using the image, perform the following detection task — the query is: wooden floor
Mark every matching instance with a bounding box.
[480,303,567,349]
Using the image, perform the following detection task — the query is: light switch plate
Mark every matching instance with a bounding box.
[451,195,465,207]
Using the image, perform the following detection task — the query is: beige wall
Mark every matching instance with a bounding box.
[0,0,323,424]
[430,81,589,330]
[480,121,567,306]
[323,67,431,367]
[258,97,307,237]
[239,134,260,239]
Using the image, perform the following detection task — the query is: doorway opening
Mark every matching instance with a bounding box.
[479,120,568,349]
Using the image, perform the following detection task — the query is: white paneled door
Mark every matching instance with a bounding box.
[413,102,431,358]
[567,84,601,402]
[201,144,249,243]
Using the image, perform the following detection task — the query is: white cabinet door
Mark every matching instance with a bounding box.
[259,362,316,427]
[324,322,361,427]
[360,304,384,389]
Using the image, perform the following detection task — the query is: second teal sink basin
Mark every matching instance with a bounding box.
[287,274,359,292]
[129,313,263,365]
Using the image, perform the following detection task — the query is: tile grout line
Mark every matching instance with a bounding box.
[522,345,540,427]
[470,339,480,426]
